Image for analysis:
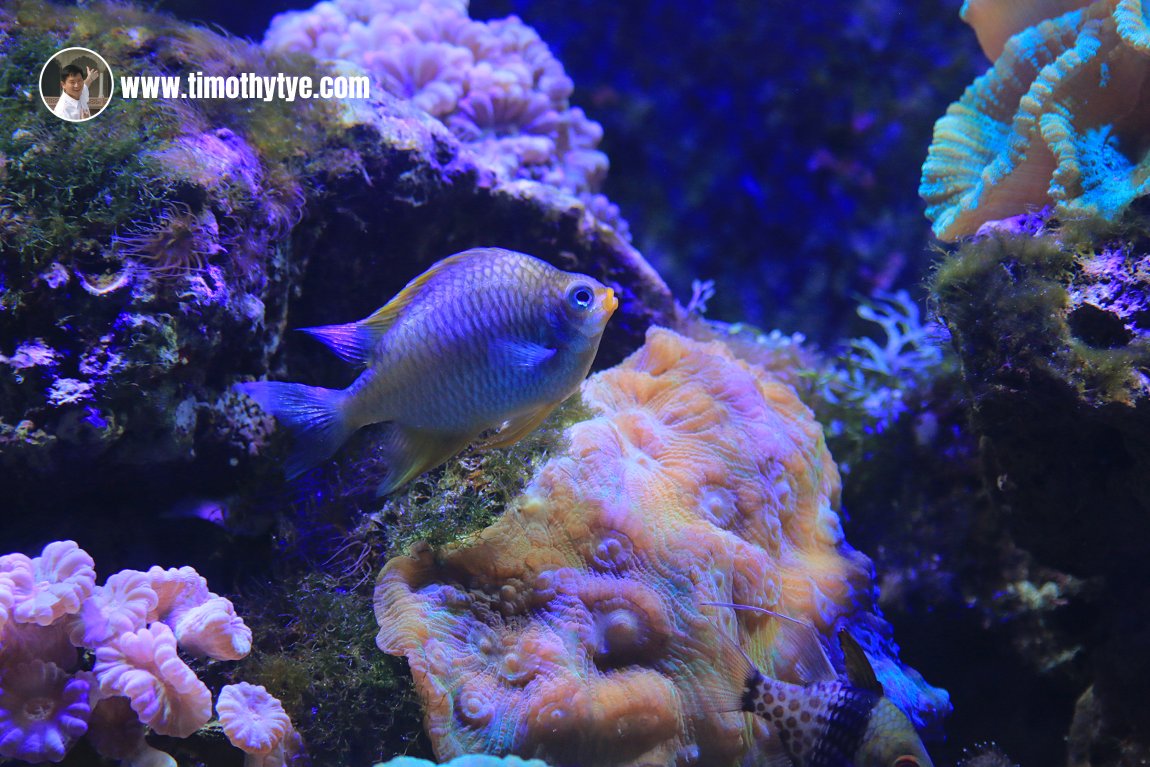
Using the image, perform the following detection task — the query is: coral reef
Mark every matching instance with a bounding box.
[0,539,294,764]
[466,0,983,344]
[263,0,623,235]
[931,208,1150,760]
[921,0,1150,240]
[1,0,675,558]
[375,328,946,765]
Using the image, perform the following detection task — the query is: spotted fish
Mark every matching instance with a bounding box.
[237,248,617,495]
[707,603,935,767]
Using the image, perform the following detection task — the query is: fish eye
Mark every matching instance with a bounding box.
[893,757,920,767]
[567,283,595,311]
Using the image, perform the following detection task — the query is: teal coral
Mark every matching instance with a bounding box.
[921,0,1150,240]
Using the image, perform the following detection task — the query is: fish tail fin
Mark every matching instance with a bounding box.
[374,424,473,496]
[236,381,353,478]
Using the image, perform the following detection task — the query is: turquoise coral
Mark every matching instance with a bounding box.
[921,0,1150,240]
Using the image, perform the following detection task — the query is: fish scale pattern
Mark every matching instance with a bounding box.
[374,327,948,766]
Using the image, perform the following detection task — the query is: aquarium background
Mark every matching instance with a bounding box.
[4,0,1148,765]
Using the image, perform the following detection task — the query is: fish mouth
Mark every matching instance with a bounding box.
[600,287,619,315]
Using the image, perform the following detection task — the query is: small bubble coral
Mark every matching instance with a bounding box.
[0,659,92,763]
[217,682,295,764]
[93,622,212,738]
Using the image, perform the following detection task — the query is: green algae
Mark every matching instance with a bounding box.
[931,214,1150,408]
[237,571,430,765]
[376,394,595,558]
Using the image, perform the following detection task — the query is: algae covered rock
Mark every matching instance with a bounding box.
[931,207,1150,756]
[0,0,673,524]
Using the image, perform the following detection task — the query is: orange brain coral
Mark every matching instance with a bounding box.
[375,328,941,765]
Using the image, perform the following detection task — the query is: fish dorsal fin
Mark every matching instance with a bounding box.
[298,321,381,366]
[301,252,479,366]
[700,602,836,684]
[838,629,884,695]
[360,251,476,335]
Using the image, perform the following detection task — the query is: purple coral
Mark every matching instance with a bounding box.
[263,0,619,231]
[0,660,92,763]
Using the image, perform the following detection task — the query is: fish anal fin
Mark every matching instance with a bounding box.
[477,404,556,450]
[299,321,383,366]
[373,423,474,496]
[838,629,883,695]
[700,602,836,684]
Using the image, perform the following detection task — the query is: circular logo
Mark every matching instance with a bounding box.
[40,47,115,122]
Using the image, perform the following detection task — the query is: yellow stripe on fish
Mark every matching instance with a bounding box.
[236,247,618,495]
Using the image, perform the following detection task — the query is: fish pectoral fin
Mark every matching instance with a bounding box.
[299,321,384,366]
[491,338,557,368]
[476,405,556,451]
[374,424,473,497]
[700,602,836,684]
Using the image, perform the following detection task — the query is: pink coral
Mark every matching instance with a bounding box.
[145,566,252,660]
[93,623,212,738]
[67,569,159,649]
[1,541,96,626]
[0,659,91,762]
[217,682,294,758]
[146,565,210,619]
[169,596,252,660]
[0,571,14,634]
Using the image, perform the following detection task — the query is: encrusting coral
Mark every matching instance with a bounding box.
[0,540,296,765]
[375,328,947,765]
[920,0,1150,240]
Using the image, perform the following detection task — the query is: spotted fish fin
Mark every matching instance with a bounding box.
[492,338,557,368]
[374,423,474,496]
[700,602,836,684]
[476,404,556,450]
[839,630,884,695]
[299,321,385,366]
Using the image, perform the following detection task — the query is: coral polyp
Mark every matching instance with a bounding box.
[113,203,225,280]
